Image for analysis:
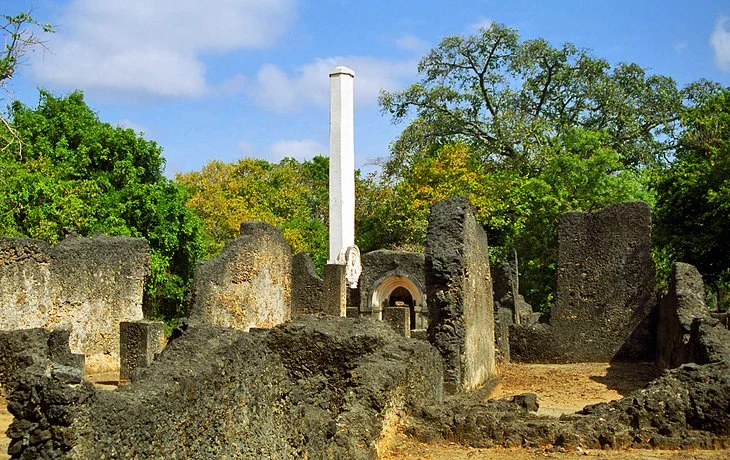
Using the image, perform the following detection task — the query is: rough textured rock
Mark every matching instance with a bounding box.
[426,196,497,393]
[511,202,657,363]
[323,263,347,316]
[6,316,443,459]
[0,235,149,372]
[657,263,712,369]
[291,252,324,317]
[492,261,534,326]
[119,321,166,383]
[0,328,84,395]
[188,221,292,330]
[405,362,730,450]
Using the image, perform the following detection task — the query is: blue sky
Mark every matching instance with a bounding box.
[4,0,730,177]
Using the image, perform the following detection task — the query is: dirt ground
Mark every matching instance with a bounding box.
[1,364,727,459]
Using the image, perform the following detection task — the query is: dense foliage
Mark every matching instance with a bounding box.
[176,156,330,269]
[654,88,730,308]
[0,90,204,320]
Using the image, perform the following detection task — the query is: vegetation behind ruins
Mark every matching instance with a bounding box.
[0,11,728,318]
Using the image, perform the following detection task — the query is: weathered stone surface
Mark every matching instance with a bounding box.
[0,236,148,372]
[291,252,325,317]
[405,362,730,450]
[657,263,711,369]
[358,250,426,321]
[188,221,292,330]
[426,196,497,393]
[511,202,657,363]
[119,321,165,383]
[6,316,444,459]
[323,263,347,316]
[383,306,411,337]
[495,308,512,364]
[492,261,534,326]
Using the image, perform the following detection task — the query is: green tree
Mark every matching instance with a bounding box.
[380,22,716,175]
[176,155,330,270]
[654,87,730,307]
[0,90,203,320]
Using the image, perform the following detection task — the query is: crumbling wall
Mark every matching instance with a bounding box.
[188,221,292,330]
[0,236,148,372]
[426,196,497,393]
[511,202,657,362]
[657,262,730,369]
[406,361,730,450]
[358,250,427,331]
[5,316,443,459]
[291,252,324,317]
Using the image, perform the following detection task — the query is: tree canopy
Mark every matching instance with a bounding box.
[380,23,718,176]
[654,87,730,307]
[176,156,330,270]
[0,90,204,320]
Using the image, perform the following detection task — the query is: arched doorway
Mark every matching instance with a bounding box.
[370,275,427,330]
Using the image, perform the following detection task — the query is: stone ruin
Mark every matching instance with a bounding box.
[0,235,149,372]
[187,221,292,330]
[510,201,657,362]
[2,197,730,458]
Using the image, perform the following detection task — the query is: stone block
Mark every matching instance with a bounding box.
[552,201,656,361]
[383,306,411,337]
[426,196,497,393]
[120,320,165,383]
[291,252,324,317]
[323,263,347,316]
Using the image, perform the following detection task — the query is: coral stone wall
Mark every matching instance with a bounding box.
[187,221,292,330]
[426,196,496,393]
[552,201,656,361]
[0,236,148,372]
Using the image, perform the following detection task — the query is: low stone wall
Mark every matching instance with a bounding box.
[0,235,148,372]
[406,361,730,450]
[426,196,497,393]
[5,316,443,459]
[187,221,292,330]
[511,202,657,363]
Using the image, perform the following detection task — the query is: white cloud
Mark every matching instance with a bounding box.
[674,41,688,53]
[711,16,730,72]
[469,17,494,33]
[248,56,418,113]
[394,34,428,53]
[32,0,295,97]
[268,139,326,161]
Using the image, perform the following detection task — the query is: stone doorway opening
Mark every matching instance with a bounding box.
[371,275,427,330]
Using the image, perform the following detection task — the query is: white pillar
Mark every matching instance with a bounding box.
[328,66,355,263]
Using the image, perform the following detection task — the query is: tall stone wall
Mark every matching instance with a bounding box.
[510,202,657,363]
[552,201,656,361]
[426,196,496,393]
[0,235,148,372]
[187,221,292,330]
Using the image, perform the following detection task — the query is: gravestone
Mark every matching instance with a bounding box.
[120,320,165,383]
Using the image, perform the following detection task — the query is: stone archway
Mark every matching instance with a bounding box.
[370,274,427,329]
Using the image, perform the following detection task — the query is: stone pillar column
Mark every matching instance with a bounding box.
[328,66,356,263]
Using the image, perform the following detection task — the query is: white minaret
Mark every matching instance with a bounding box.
[328,66,356,264]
